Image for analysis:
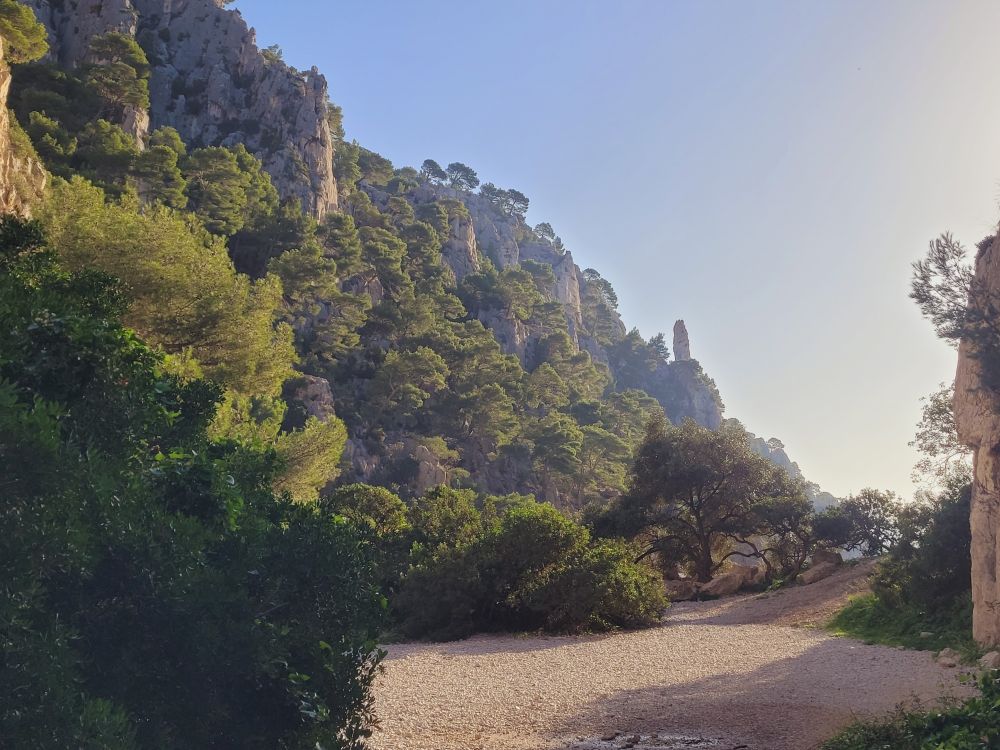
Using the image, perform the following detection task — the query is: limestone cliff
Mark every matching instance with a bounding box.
[24,0,338,217]
[954,231,1000,646]
[371,179,726,430]
[0,38,46,215]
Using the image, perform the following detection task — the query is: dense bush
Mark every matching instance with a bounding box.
[829,478,973,655]
[0,217,384,748]
[872,478,971,612]
[391,490,666,640]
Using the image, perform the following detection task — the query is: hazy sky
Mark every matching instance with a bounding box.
[236,0,1000,499]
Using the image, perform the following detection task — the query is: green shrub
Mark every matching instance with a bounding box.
[872,478,971,612]
[518,540,667,632]
[0,0,48,64]
[829,478,974,656]
[830,593,976,660]
[393,494,666,640]
[394,542,485,641]
[821,671,1000,749]
[0,217,384,747]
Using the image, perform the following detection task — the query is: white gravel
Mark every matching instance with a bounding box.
[372,566,971,750]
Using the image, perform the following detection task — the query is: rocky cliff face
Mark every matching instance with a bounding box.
[390,180,726,429]
[24,0,338,217]
[0,38,46,215]
[954,231,1000,646]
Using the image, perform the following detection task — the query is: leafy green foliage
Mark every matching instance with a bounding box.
[612,417,805,581]
[911,381,972,488]
[829,594,976,661]
[0,217,384,748]
[85,32,151,114]
[446,161,479,190]
[8,42,720,518]
[0,0,48,63]
[829,478,974,656]
[273,415,348,501]
[134,142,188,208]
[839,488,902,556]
[183,144,279,235]
[394,492,665,640]
[420,158,447,183]
[911,233,1000,394]
[39,178,296,397]
[358,147,394,186]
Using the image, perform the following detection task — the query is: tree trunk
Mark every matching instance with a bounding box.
[695,541,714,583]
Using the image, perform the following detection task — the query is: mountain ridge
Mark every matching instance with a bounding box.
[3,0,840,508]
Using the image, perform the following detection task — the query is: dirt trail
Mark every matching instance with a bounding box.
[372,562,969,750]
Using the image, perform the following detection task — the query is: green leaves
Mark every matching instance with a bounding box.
[84,32,151,112]
[395,492,665,639]
[0,217,384,748]
[0,0,48,64]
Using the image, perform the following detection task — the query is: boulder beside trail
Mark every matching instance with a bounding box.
[811,549,844,567]
[979,651,1000,669]
[936,648,961,668]
[798,562,839,586]
[664,579,699,601]
[701,567,755,597]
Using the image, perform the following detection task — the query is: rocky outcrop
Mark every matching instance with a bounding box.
[979,650,1000,669]
[954,230,1000,646]
[404,181,587,348]
[477,308,529,363]
[25,0,338,217]
[552,252,583,341]
[936,648,961,668]
[412,444,448,495]
[342,439,377,483]
[441,209,481,281]
[673,319,691,361]
[286,374,337,423]
[657,360,724,429]
[0,37,46,215]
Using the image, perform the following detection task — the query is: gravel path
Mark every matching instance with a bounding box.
[372,563,970,750]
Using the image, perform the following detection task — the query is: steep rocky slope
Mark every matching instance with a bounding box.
[25,0,337,217]
[371,181,724,429]
[954,232,1000,646]
[8,0,838,506]
[0,37,46,214]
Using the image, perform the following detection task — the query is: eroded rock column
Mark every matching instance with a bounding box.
[954,232,1000,646]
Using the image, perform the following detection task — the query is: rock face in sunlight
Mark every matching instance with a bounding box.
[0,38,46,215]
[25,0,338,217]
[955,232,1000,646]
[673,319,691,361]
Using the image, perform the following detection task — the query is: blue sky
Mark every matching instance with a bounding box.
[236,0,1000,498]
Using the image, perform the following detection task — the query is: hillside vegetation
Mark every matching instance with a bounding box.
[2,3,991,748]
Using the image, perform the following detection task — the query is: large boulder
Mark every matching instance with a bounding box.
[811,549,844,567]
[664,579,699,601]
[937,648,961,668]
[701,567,754,597]
[286,374,337,423]
[979,651,1000,669]
[798,561,839,585]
